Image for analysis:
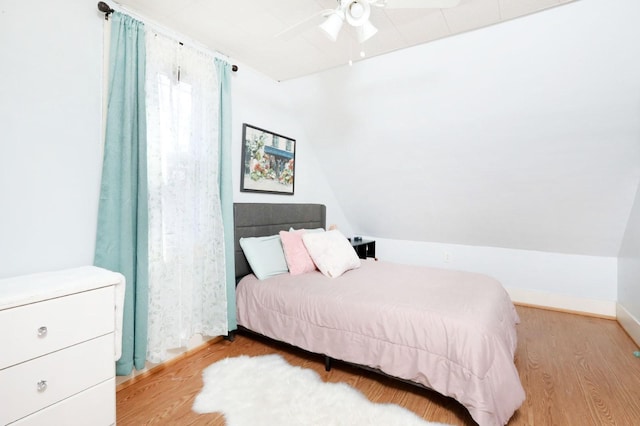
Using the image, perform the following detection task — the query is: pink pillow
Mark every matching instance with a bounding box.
[302,229,360,278]
[279,230,317,275]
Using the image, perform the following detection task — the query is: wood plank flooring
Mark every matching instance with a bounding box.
[116,306,640,425]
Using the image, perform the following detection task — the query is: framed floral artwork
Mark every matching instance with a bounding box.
[240,123,295,195]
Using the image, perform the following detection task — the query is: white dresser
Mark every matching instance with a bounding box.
[0,266,122,425]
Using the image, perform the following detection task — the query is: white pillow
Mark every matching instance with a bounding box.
[289,227,325,233]
[239,235,289,280]
[302,229,361,278]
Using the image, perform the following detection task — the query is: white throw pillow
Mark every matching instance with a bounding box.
[239,235,289,280]
[302,229,361,278]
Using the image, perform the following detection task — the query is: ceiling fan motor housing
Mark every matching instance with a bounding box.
[317,0,461,44]
[343,0,371,27]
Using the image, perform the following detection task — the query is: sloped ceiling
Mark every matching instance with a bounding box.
[286,0,640,257]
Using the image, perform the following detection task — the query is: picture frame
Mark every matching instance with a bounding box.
[240,123,295,195]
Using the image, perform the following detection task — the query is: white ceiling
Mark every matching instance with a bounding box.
[114,0,575,81]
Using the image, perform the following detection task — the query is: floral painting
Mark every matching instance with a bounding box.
[240,124,295,195]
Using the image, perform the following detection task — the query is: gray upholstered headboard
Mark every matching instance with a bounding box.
[233,203,326,281]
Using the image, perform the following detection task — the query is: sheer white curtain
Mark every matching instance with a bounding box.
[145,31,227,363]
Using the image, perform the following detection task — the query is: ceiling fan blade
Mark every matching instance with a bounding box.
[274,9,335,39]
[382,0,461,8]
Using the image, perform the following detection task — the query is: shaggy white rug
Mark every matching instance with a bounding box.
[193,354,449,426]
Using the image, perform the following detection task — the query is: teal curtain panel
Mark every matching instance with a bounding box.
[94,12,149,376]
[215,58,237,332]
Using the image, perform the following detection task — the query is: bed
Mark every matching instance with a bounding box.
[233,203,525,426]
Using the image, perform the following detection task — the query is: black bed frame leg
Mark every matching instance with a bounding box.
[325,356,332,371]
[224,330,236,342]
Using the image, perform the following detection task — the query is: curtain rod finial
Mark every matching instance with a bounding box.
[98,2,114,20]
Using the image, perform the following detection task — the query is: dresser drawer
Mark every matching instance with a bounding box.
[0,333,114,425]
[0,286,114,369]
[11,378,115,426]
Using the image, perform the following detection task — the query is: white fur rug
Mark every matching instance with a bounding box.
[193,354,449,426]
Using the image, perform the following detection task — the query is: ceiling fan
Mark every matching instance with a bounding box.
[318,0,461,43]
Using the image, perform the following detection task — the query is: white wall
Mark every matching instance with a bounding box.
[277,0,640,314]
[227,56,622,316]
[374,237,617,316]
[0,1,104,278]
[0,2,346,280]
[618,183,640,344]
[230,65,353,234]
[285,0,640,258]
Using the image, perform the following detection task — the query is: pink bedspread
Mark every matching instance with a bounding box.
[236,260,525,425]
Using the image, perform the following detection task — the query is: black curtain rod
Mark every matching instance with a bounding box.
[96,2,238,73]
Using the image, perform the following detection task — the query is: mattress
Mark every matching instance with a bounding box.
[236,259,525,426]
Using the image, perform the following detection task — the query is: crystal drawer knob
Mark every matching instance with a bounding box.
[37,326,48,337]
[37,380,48,392]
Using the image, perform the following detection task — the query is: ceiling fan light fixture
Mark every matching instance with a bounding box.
[350,2,365,18]
[345,0,371,26]
[356,20,378,42]
[319,12,344,41]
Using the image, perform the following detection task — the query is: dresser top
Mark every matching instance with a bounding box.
[0,266,123,310]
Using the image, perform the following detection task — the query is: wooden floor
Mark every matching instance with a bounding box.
[116,306,640,425]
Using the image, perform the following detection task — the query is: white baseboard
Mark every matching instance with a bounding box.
[506,287,616,318]
[617,303,640,347]
[115,334,216,388]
